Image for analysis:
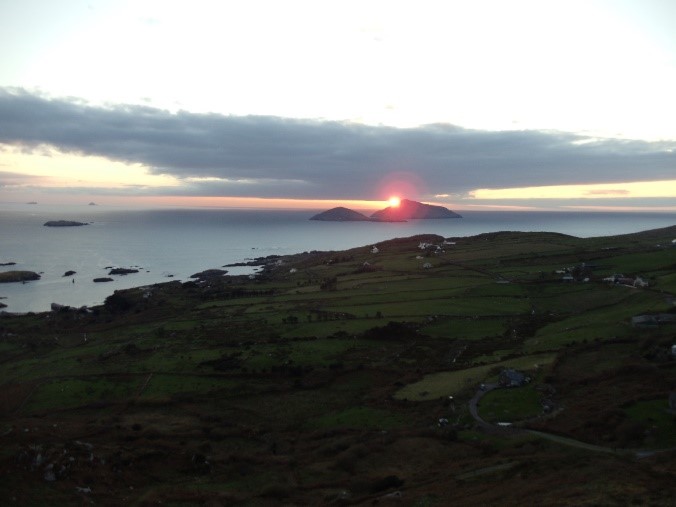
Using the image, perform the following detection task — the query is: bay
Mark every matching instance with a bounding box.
[1,203,674,313]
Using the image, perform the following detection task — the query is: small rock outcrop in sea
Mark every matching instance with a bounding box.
[44,220,89,227]
[0,262,16,266]
[63,270,77,277]
[108,268,140,275]
[0,271,41,283]
[370,199,462,220]
[93,277,114,283]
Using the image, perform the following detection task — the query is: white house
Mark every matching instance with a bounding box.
[633,277,649,288]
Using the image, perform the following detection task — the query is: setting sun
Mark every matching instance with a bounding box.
[388,196,401,207]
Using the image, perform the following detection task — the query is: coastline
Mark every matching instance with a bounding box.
[1,206,675,314]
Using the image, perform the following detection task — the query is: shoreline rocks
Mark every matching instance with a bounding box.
[0,271,41,283]
[223,255,282,267]
[189,269,228,281]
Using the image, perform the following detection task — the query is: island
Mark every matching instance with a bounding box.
[44,220,89,227]
[93,277,113,283]
[310,207,378,221]
[310,199,461,222]
[370,198,462,220]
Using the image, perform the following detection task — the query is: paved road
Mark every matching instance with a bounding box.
[467,383,670,459]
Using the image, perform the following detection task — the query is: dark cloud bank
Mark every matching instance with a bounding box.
[1,88,674,199]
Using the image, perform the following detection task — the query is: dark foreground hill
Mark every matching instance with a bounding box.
[0,226,675,505]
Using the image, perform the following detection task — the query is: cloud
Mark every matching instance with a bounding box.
[0,170,47,187]
[0,87,674,200]
[584,189,631,196]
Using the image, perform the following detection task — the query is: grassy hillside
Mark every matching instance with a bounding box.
[1,227,675,505]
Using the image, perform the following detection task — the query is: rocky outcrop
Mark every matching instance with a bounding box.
[93,277,114,283]
[371,199,461,221]
[0,271,41,283]
[108,268,140,275]
[63,270,77,277]
[190,269,228,281]
[223,255,283,268]
[44,220,89,227]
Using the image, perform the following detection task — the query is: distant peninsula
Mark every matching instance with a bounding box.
[310,199,461,222]
[44,220,89,227]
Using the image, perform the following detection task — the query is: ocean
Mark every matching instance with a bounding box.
[1,203,675,313]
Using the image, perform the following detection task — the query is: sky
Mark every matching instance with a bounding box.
[0,0,675,211]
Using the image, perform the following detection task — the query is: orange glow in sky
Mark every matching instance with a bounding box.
[388,196,401,207]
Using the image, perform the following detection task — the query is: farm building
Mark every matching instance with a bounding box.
[499,368,529,387]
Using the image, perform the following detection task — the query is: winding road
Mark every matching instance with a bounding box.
[468,383,670,459]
